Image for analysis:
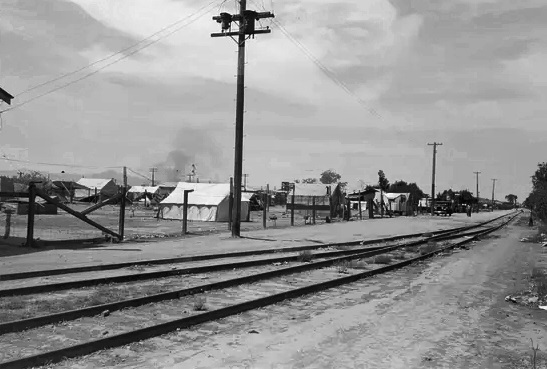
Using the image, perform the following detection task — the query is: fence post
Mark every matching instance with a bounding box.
[3,209,13,239]
[118,167,127,241]
[25,183,36,247]
[229,177,233,231]
[182,189,194,235]
[291,187,295,226]
[312,196,316,225]
[262,191,267,229]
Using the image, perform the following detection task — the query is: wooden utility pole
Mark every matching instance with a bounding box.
[212,2,274,238]
[182,189,194,235]
[427,142,442,215]
[149,167,158,186]
[474,171,481,213]
[491,178,497,212]
[25,182,37,247]
[243,173,249,191]
[229,177,234,231]
[118,166,127,240]
[291,186,295,226]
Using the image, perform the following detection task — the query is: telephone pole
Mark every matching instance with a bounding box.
[212,2,274,238]
[149,167,158,186]
[427,142,442,216]
[243,173,249,191]
[491,178,497,212]
[474,171,481,213]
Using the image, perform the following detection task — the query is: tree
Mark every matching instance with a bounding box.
[377,170,389,191]
[388,180,426,207]
[320,169,341,185]
[505,194,518,206]
[301,178,318,184]
[526,162,547,221]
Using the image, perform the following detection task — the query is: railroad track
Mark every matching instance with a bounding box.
[0,212,512,297]
[0,218,497,282]
[0,211,520,368]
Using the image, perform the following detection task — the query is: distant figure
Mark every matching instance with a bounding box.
[466,204,472,217]
[529,214,534,227]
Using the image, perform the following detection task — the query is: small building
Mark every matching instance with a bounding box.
[74,178,118,202]
[157,182,178,198]
[384,192,411,215]
[159,182,252,222]
[285,183,332,218]
[127,186,160,204]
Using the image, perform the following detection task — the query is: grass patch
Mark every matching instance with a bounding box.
[0,284,167,323]
[532,268,547,298]
[193,296,207,311]
[349,260,368,269]
[333,260,349,274]
[405,245,420,253]
[297,250,314,262]
[392,253,406,260]
[373,255,392,264]
[419,243,438,256]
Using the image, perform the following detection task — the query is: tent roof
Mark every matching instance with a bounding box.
[158,182,179,188]
[293,183,331,197]
[52,180,88,190]
[128,186,159,194]
[384,192,410,200]
[160,182,251,206]
[76,178,115,190]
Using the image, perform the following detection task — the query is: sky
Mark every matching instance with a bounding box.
[0,0,546,201]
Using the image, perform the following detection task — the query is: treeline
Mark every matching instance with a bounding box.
[524,162,547,221]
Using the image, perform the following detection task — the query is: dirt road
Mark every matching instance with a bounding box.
[50,216,547,369]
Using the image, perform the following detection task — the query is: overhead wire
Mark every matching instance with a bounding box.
[250,0,381,118]
[0,0,226,114]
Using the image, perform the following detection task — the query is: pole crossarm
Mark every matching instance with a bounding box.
[211,0,274,238]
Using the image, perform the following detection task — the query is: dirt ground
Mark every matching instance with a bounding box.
[0,211,510,274]
[42,212,547,369]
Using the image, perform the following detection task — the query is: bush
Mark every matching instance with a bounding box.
[419,243,438,255]
[297,250,314,262]
[373,255,392,264]
[193,296,207,311]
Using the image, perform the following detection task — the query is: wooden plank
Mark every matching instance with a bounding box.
[35,189,121,240]
[0,192,29,198]
[80,194,121,216]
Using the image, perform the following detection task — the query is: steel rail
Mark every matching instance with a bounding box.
[0,213,517,334]
[0,212,519,369]
[0,212,516,297]
[0,211,514,282]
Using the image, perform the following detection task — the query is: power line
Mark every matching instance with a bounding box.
[0,0,225,114]
[0,156,122,170]
[250,0,381,118]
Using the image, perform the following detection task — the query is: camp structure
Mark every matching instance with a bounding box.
[384,192,411,215]
[285,183,332,218]
[127,186,160,204]
[74,178,118,202]
[157,182,178,198]
[51,180,88,203]
[159,182,251,222]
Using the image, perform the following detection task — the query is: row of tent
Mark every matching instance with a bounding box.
[47,178,413,222]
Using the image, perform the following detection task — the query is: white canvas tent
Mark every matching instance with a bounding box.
[74,178,118,201]
[159,182,252,222]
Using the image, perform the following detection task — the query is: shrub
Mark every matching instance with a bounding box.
[373,255,392,264]
[193,296,207,311]
[297,250,314,262]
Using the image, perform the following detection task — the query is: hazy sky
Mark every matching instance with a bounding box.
[1,0,546,200]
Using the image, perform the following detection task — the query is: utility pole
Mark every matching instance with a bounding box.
[427,142,442,216]
[474,171,481,213]
[212,2,274,238]
[243,173,248,191]
[149,167,158,186]
[491,178,497,212]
